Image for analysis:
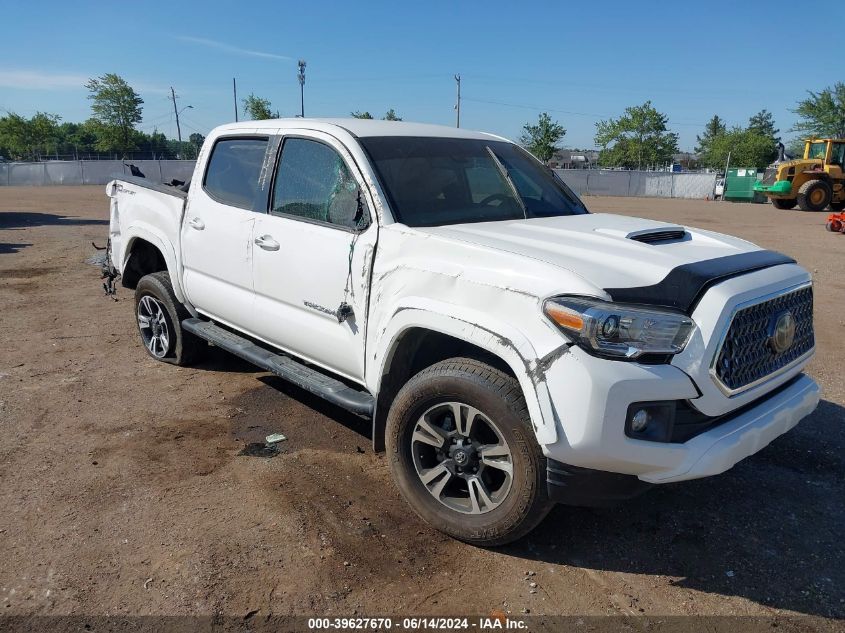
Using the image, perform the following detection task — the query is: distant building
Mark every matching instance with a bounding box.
[671,152,700,171]
[550,149,600,169]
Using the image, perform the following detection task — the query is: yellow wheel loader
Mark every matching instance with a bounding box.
[755,139,845,211]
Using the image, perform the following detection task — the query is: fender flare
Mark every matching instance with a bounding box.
[367,301,559,445]
[122,223,187,305]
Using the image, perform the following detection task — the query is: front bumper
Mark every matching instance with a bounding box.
[540,346,820,486]
[754,180,792,195]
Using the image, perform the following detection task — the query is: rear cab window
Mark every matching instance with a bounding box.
[203,137,269,209]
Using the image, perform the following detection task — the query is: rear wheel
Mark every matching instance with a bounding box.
[386,358,551,546]
[797,180,832,211]
[134,272,206,366]
[771,198,797,210]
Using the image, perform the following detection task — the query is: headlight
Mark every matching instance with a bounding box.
[543,296,694,359]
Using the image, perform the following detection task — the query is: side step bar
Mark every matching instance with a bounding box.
[182,318,374,416]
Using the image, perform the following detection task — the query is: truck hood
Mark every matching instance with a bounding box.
[413,213,761,292]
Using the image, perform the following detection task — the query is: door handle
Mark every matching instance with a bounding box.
[187,217,205,230]
[254,234,280,251]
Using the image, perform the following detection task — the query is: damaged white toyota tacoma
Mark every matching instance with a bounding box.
[104,119,819,545]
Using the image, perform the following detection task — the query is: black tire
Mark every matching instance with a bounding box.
[771,198,797,210]
[797,180,832,211]
[830,200,845,212]
[386,358,551,546]
[134,271,206,366]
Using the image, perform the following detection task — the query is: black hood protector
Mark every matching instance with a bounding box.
[604,250,796,314]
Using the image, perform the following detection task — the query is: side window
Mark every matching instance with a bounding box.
[831,143,845,167]
[272,138,365,230]
[203,137,269,209]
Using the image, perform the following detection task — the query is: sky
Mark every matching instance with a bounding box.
[1,0,842,151]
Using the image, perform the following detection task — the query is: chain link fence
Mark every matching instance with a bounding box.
[555,169,718,199]
[0,160,196,187]
[3,162,717,201]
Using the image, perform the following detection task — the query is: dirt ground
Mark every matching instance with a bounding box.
[0,186,842,623]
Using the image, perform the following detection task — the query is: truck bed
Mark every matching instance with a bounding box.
[106,176,188,289]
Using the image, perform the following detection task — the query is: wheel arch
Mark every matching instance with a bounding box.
[368,307,559,452]
[120,226,186,304]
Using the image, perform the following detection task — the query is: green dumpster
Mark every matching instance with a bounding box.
[724,168,758,202]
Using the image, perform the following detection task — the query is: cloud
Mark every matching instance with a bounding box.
[177,35,291,61]
[0,69,89,90]
[0,69,171,96]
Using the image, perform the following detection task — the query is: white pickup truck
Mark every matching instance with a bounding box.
[105,119,819,545]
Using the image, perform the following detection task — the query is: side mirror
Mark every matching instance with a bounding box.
[354,189,370,230]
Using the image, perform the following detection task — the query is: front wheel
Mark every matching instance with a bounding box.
[386,358,551,546]
[797,180,832,211]
[134,272,206,366]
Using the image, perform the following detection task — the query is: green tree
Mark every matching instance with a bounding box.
[695,115,726,155]
[57,121,98,156]
[29,112,62,157]
[189,132,205,157]
[747,109,780,164]
[85,73,144,156]
[520,112,566,164]
[0,113,32,159]
[595,101,678,169]
[0,111,61,160]
[242,94,277,120]
[351,109,402,120]
[143,129,170,159]
[700,127,774,171]
[791,82,845,138]
[748,109,780,142]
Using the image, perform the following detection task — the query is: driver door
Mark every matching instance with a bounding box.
[250,131,377,383]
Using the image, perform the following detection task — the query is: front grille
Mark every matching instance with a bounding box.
[761,167,778,185]
[713,285,814,394]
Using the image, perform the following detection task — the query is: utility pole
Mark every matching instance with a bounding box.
[170,86,183,144]
[721,151,731,202]
[233,78,238,122]
[170,87,193,157]
[454,74,461,128]
[298,60,307,118]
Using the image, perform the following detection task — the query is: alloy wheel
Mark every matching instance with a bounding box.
[411,401,514,514]
[137,295,170,358]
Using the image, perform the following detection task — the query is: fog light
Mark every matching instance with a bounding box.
[630,409,650,433]
[625,401,678,443]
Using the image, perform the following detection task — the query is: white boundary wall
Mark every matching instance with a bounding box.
[2,162,716,201]
[555,169,717,199]
[0,160,196,186]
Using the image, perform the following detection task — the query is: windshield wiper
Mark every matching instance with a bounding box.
[486,146,527,219]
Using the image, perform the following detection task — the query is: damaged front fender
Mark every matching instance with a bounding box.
[368,302,562,445]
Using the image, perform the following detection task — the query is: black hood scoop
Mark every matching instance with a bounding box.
[626,226,688,244]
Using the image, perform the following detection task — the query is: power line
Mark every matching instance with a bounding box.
[180,116,209,135]
[141,111,176,126]
[462,96,607,119]
[462,96,708,128]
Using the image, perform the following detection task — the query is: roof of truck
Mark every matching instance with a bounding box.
[212,118,509,142]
